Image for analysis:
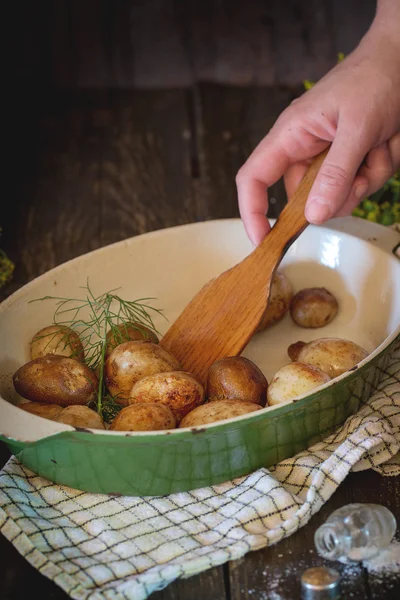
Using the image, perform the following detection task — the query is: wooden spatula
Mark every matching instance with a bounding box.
[160,149,329,383]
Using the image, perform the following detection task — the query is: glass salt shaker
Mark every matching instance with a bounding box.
[314,503,397,563]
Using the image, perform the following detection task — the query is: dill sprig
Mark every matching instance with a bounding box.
[30,280,166,417]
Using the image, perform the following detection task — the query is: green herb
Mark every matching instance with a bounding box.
[303,54,400,225]
[31,280,165,417]
[0,249,14,289]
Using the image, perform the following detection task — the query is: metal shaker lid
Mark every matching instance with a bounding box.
[301,566,341,600]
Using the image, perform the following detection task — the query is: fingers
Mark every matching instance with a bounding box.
[305,130,369,224]
[336,135,400,217]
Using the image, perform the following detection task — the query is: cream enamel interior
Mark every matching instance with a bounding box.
[0,217,399,441]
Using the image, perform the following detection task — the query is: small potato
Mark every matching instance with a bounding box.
[30,325,84,361]
[105,322,159,359]
[290,287,338,328]
[104,341,181,405]
[128,371,204,422]
[109,403,176,431]
[55,405,105,429]
[13,355,98,406]
[19,401,63,420]
[297,337,369,379]
[267,362,331,406]
[257,272,293,331]
[207,356,268,406]
[287,341,306,362]
[180,399,261,428]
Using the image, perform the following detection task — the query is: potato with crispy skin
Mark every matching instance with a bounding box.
[105,322,159,359]
[13,355,98,406]
[104,341,181,405]
[257,271,293,331]
[110,403,176,431]
[19,401,63,420]
[296,337,368,379]
[290,287,339,328]
[207,356,268,406]
[30,325,85,361]
[55,405,105,429]
[128,371,204,422]
[267,362,331,406]
[179,399,261,428]
[287,341,307,362]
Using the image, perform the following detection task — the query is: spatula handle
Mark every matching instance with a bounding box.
[257,147,329,257]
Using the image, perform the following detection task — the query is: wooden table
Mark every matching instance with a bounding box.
[1,86,399,600]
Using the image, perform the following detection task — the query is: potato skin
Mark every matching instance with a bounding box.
[105,322,159,359]
[104,341,181,405]
[30,325,85,361]
[19,401,64,420]
[290,287,338,328]
[179,399,261,428]
[297,337,368,378]
[128,371,204,422]
[109,403,176,431]
[257,272,293,331]
[13,355,98,406]
[55,405,105,429]
[287,341,306,362]
[267,362,331,406]
[207,356,268,406]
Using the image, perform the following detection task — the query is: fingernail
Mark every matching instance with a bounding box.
[305,200,332,224]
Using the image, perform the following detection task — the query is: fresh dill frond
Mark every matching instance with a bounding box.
[30,280,166,417]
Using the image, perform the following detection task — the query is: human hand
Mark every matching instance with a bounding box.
[236,13,400,245]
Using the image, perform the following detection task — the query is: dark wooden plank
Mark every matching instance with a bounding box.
[98,88,196,246]
[330,0,376,56]
[228,471,400,599]
[197,83,302,221]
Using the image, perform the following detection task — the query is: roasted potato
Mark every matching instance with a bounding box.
[207,356,268,406]
[267,362,331,406]
[30,325,84,361]
[179,399,261,428]
[105,322,159,359]
[19,401,63,420]
[296,337,368,378]
[287,341,306,362]
[55,405,105,429]
[128,371,204,422]
[109,403,176,431]
[104,341,181,405]
[257,271,293,331]
[13,355,98,406]
[290,287,338,328]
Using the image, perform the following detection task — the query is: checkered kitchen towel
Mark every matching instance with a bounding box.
[1,344,399,600]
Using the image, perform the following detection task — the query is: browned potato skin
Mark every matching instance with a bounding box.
[180,399,261,428]
[287,341,306,362]
[13,355,98,406]
[30,325,85,361]
[109,403,176,431]
[19,401,64,420]
[104,341,181,405]
[290,287,338,328]
[55,405,105,429]
[257,272,293,331]
[207,356,268,406]
[128,371,205,423]
[297,337,368,378]
[105,322,159,359]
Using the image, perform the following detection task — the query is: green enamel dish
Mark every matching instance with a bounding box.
[0,217,399,496]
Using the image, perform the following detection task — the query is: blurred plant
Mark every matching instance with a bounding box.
[0,228,14,289]
[304,53,400,225]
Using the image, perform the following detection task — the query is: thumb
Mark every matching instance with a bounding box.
[305,131,368,224]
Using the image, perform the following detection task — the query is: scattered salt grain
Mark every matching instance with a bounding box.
[362,540,400,575]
